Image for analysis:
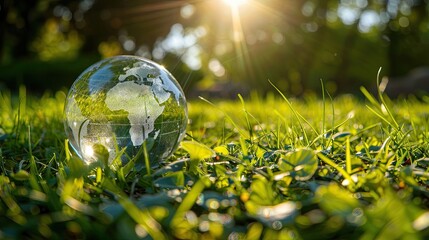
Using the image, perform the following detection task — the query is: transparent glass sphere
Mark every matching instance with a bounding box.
[64,55,188,166]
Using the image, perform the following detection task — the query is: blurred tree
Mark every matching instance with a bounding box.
[82,0,184,56]
[0,0,10,60]
[1,0,429,95]
[1,0,83,61]
[171,0,429,95]
[383,0,429,76]
[31,19,83,61]
[0,0,202,93]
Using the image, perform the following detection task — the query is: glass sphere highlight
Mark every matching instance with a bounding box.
[64,55,188,166]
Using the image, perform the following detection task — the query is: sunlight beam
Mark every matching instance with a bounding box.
[229,1,253,79]
[223,0,248,9]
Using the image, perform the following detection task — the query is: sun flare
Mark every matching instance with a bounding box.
[223,0,248,8]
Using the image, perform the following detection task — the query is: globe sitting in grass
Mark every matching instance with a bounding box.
[64,55,188,167]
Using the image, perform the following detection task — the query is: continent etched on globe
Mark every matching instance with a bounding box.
[64,56,188,166]
[105,81,165,147]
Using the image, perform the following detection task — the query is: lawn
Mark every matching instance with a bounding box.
[1,85,429,239]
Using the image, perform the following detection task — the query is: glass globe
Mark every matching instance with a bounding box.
[64,55,188,166]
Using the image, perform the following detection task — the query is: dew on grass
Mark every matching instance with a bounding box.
[135,224,148,238]
[207,199,220,210]
[185,211,198,225]
[199,220,210,232]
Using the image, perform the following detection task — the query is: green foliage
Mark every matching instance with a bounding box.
[1,87,429,239]
[278,149,319,181]
[31,19,83,61]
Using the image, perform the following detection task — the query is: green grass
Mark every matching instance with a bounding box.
[1,86,429,239]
